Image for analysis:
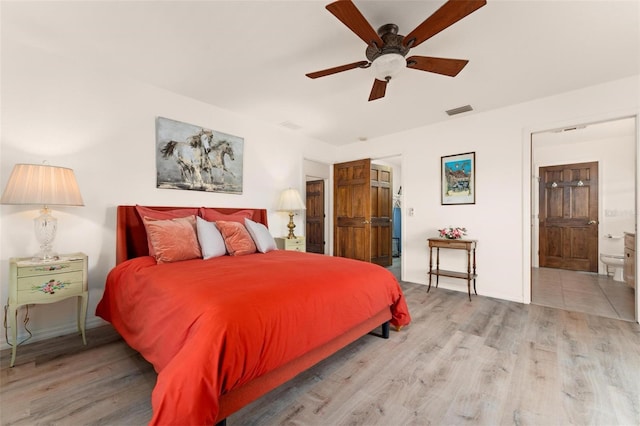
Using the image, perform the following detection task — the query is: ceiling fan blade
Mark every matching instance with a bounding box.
[306,60,369,79]
[406,56,469,77]
[403,0,486,48]
[368,78,388,101]
[326,0,384,48]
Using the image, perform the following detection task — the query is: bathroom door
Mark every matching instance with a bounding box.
[539,161,599,272]
[305,179,325,254]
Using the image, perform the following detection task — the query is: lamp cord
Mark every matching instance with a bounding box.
[3,302,33,348]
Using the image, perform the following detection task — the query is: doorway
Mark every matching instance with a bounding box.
[333,158,393,266]
[304,159,331,255]
[372,156,403,281]
[305,179,325,254]
[531,117,636,321]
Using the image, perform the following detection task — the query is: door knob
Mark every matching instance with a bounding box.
[362,220,370,224]
[587,220,597,225]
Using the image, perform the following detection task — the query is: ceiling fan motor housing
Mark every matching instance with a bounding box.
[365,24,409,62]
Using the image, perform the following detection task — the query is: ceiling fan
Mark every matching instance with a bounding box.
[306,0,487,101]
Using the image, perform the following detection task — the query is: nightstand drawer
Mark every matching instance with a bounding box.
[16,271,84,303]
[287,239,304,248]
[275,237,306,252]
[17,259,84,277]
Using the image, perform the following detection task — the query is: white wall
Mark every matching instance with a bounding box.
[0,40,338,347]
[338,76,639,303]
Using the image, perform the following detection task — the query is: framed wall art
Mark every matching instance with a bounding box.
[155,117,244,194]
[441,151,475,205]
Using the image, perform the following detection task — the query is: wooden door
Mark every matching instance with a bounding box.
[334,159,371,261]
[305,179,325,254]
[539,161,599,272]
[370,164,393,266]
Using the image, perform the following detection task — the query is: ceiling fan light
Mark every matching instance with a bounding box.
[372,53,405,81]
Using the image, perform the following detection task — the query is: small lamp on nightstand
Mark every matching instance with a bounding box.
[1,163,84,261]
[277,188,306,239]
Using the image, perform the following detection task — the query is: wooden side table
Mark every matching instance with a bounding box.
[6,252,88,367]
[427,238,477,301]
[275,236,306,252]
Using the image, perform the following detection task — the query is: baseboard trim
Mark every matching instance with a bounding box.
[0,316,109,351]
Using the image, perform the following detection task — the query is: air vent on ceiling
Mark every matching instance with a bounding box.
[552,124,586,133]
[279,121,302,130]
[446,105,473,116]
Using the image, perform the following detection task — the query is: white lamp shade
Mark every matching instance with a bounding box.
[1,163,84,206]
[277,188,306,211]
[372,53,406,81]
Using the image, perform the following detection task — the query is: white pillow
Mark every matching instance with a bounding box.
[244,218,277,253]
[196,216,227,259]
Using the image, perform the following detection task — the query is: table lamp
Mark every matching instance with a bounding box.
[1,163,84,261]
[277,188,306,239]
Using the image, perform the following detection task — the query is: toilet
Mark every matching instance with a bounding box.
[600,253,625,282]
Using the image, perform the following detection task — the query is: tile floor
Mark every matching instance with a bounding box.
[531,267,636,321]
[388,258,636,322]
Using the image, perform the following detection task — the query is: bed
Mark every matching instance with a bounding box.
[96,205,411,425]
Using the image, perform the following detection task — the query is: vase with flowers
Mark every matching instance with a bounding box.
[438,226,467,240]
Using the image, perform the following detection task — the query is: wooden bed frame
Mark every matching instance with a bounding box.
[115,205,392,424]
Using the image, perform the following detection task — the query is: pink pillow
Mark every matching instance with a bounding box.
[136,206,199,256]
[216,221,257,256]
[142,216,201,263]
[199,208,253,223]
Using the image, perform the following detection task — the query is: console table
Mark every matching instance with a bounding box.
[427,238,477,301]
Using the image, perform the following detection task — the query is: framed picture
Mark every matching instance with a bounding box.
[155,117,244,194]
[441,151,475,205]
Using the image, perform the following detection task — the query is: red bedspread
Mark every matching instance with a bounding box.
[96,250,410,425]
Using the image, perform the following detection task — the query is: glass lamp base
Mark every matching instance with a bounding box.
[33,249,59,262]
[33,207,59,261]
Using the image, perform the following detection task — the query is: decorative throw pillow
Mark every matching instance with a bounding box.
[142,215,201,263]
[244,218,277,253]
[136,205,199,256]
[199,208,254,223]
[216,220,257,256]
[196,216,227,259]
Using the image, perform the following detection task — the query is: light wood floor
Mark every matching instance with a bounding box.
[2,282,639,425]
[532,267,636,322]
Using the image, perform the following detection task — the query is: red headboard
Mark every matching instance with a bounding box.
[116,205,268,265]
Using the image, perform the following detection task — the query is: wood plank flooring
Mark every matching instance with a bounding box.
[2,282,639,425]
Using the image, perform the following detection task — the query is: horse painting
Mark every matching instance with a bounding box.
[156,117,244,194]
[160,129,214,189]
[209,140,235,180]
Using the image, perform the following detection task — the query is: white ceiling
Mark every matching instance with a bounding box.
[3,0,639,146]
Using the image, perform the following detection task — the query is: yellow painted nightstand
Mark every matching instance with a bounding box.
[275,236,306,252]
[7,252,88,367]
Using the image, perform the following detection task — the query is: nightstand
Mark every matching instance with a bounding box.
[275,236,306,252]
[7,252,88,367]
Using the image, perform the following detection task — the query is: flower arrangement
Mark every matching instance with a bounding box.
[438,226,467,240]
